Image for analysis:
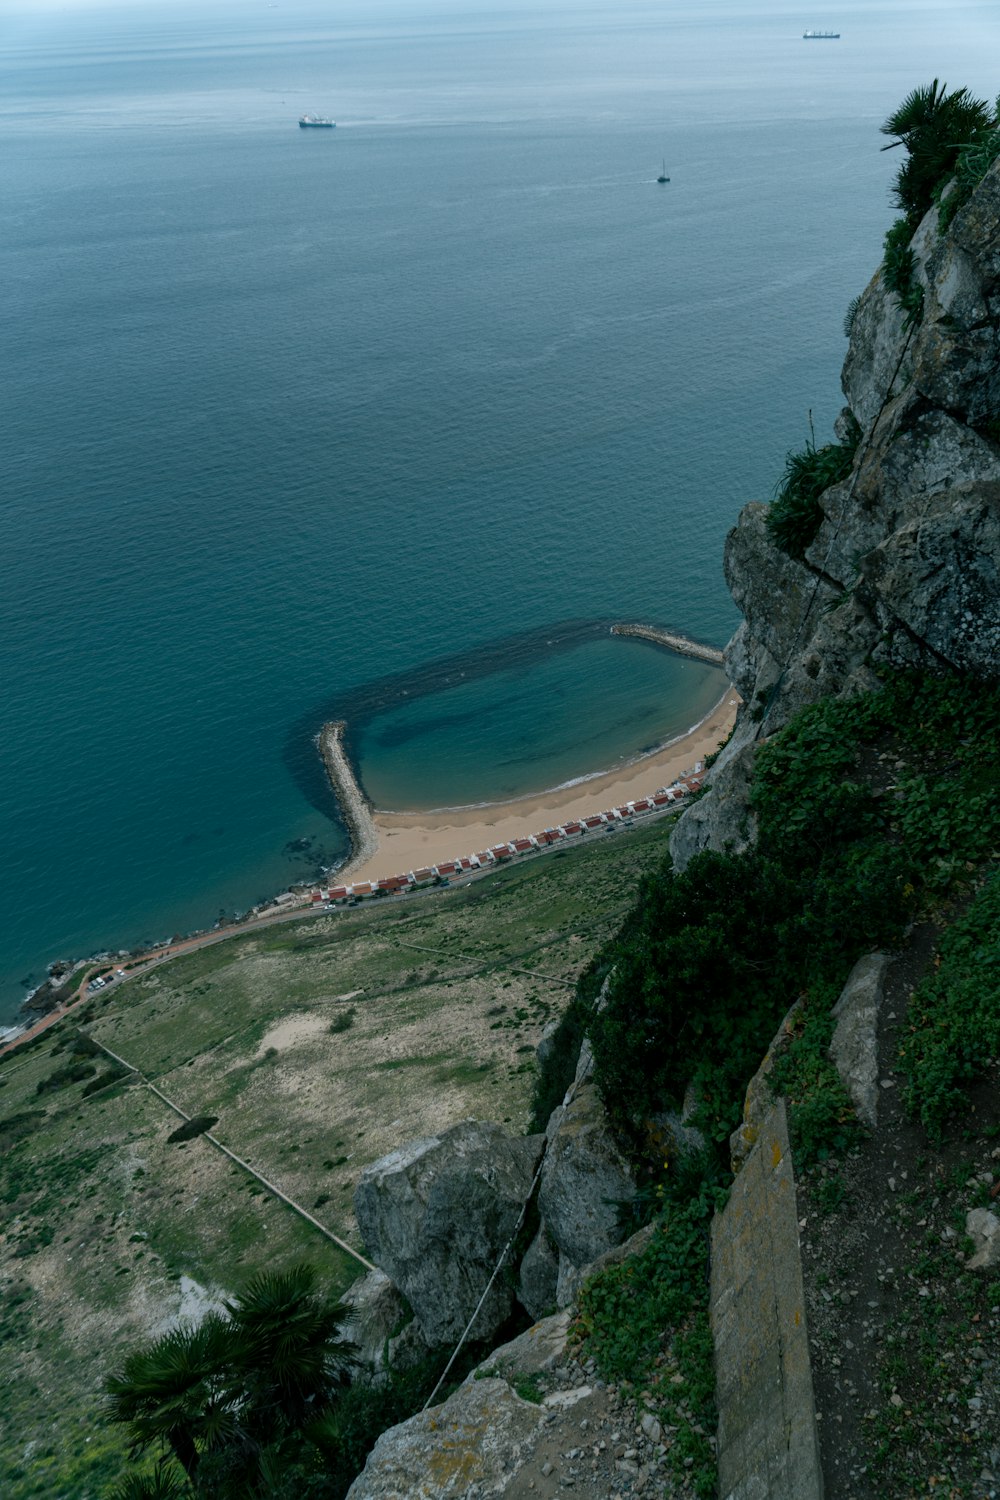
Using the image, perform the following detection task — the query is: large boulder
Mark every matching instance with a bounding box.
[828,953,889,1130]
[354,1121,545,1348]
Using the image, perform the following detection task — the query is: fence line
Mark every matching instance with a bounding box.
[87,1034,375,1273]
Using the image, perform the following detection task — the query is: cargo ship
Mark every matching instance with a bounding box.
[299,115,335,128]
[802,30,840,38]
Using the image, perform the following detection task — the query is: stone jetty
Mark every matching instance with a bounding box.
[317,721,379,877]
[611,621,725,666]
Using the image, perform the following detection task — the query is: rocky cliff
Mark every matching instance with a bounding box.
[341,154,1000,1500]
[671,158,1000,870]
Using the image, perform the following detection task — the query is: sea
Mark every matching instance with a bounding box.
[2,0,997,1024]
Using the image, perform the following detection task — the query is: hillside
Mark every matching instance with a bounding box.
[0,823,677,1497]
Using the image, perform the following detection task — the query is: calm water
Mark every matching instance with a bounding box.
[2,0,996,1020]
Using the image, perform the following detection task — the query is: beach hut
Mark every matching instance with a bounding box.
[328,886,348,902]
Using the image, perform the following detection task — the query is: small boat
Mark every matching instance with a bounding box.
[299,114,335,128]
[657,160,670,183]
[802,30,840,39]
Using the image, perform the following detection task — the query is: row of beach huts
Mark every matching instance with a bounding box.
[308,769,704,907]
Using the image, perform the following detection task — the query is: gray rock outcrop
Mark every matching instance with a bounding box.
[536,1037,638,1307]
[339,1268,427,1382]
[829,952,890,1129]
[354,1120,545,1348]
[517,1225,559,1322]
[344,1377,545,1499]
[966,1208,1000,1273]
[671,158,1000,870]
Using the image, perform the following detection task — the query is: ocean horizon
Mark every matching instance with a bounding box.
[2,0,997,1023]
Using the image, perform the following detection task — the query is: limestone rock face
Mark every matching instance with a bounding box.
[469,1308,573,1384]
[354,1121,545,1348]
[829,953,889,1130]
[671,159,1000,870]
[344,1377,545,1499]
[537,1056,638,1302]
[517,1225,559,1322]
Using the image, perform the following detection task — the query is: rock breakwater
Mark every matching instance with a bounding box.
[611,622,725,666]
[317,721,379,878]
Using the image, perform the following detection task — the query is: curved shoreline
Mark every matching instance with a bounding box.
[371,703,726,818]
[342,689,739,888]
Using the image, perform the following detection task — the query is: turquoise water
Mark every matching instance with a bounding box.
[357,641,725,810]
[2,0,997,1020]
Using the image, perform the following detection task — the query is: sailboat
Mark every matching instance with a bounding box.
[657,160,670,183]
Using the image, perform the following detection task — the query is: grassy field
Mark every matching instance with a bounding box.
[0,822,672,1498]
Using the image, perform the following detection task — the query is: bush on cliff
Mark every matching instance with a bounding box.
[587,671,1000,1156]
[766,426,858,561]
[880,80,995,223]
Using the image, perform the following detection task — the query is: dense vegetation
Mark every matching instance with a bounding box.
[103,1264,490,1500]
[586,671,999,1153]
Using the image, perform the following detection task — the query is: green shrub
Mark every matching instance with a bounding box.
[526,989,593,1133]
[882,216,925,328]
[938,113,1000,229]
[587,671,1000,1157]
[843,293,862,339]
[766,436,857,561]
[900,874,1000,1141]
[83,1066,129,1098]
[575,1171,725,1499]
[0,1110,47,1149]
[35,1061,97,1096]
[767,989,864,1164]
[329,1009,356,1034]
[881,80,995,222]
[166,1114,218,1144]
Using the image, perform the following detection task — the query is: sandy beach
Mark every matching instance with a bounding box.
[344,690,739,886]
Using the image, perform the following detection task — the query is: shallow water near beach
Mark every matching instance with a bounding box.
[2,0,996,1020]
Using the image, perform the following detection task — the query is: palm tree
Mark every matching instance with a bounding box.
[108,1465,188,1500]
[881,80,995,221]
[104,1313,238,1485]
[223,1264,352,1439]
